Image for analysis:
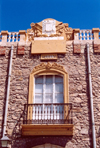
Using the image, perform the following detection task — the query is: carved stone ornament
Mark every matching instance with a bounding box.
[46,62,52,69]
[56,23,73,40]
[27,29,34,41]
[26,18,73,41]
[31,62,66,73]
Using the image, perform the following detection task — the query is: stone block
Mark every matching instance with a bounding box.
[74,97,82,103]
[18,46,25,54]
[0,46,6,55]
[14,70,22,76]
[74,44,81,53]
[80,128,88,135]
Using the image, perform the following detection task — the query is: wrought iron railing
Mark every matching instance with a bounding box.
[23,103,73,124]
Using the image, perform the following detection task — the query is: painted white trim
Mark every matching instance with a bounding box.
[34,36,64,40]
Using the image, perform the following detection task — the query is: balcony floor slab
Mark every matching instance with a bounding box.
[21,124,73,136]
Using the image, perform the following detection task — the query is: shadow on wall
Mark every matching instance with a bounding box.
[10,109,73,148]
[11,136,73,148]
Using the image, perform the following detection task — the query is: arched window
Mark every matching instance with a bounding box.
[28,62,68,105]
[27,62,69,124]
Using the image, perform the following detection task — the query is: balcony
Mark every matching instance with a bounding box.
[21,103,73,136]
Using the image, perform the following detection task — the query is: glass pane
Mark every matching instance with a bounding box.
[35,84,43,93]
[45,94,53,103]
[55,75,63,83]
[55,94,63,103]
[55,83,63,93]
[35,76,43,84]
[45,84,53,93]
[35,94,43,103]
[46,75,53,83]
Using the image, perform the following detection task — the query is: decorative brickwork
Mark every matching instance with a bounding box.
[94,44,100,53]
[0,46,6,55]
[17,46,25,54]
[73,44,81,53]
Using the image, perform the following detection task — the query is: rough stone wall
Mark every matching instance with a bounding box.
[0,48,9,137]
[65,44,91,148]
[0,42,100,148]
[90,51,100,146]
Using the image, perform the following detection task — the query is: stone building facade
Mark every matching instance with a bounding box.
[0,19,100,148]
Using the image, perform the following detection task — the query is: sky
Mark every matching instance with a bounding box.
[0,0,100,32]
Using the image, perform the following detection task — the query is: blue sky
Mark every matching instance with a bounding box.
[0,0,100,32]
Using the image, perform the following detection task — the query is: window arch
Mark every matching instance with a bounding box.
[31,144,64,148]
[28,62,69,104]
[27,62,69,122]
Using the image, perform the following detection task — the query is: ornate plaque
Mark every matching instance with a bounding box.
[41,54,57,60]
[42,20,56,36]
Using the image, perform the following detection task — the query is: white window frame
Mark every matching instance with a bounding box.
[34,75,64,104]
[33,75,64,120]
